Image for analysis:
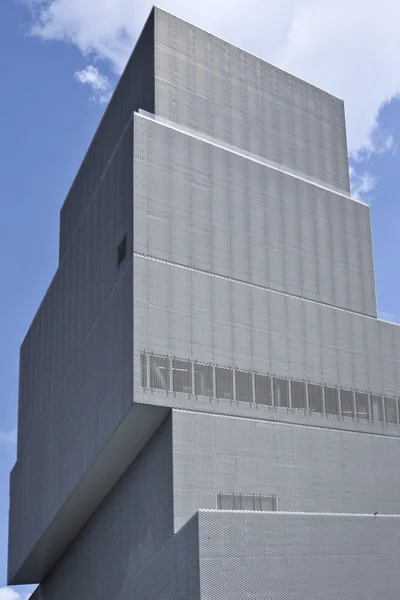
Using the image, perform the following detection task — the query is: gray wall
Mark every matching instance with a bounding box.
[133,114,376,315]
[198,510,400,600]
[133,514,200,600]
[154,8,350,194]
[29,409,400,600]
[9,122,134,582]
[11,8,156,581]
[58,9,155,260]
[32,417,178,600]
[133,254,400,411]
[171,411,400,531]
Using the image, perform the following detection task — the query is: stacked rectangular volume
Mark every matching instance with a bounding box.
[154,8,351,194]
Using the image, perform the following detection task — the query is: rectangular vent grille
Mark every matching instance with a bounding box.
[217,493,277,512]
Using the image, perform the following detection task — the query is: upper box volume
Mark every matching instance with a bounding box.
[154,8,351,194]
[59,6,351,263]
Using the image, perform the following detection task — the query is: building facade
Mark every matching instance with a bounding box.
[8,7,400,599]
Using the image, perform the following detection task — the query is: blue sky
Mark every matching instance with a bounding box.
[1,0,400,598]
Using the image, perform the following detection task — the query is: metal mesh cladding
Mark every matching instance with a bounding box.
[133,113,377,316]
[140,351,399,427]
[154,8,351,194]
[133,253,400,427]
[171,409,400,530]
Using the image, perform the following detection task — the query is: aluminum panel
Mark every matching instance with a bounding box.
[133,254,400,427]
[198,510,400,600]
[59,10,155,260]
[155,8,351,194]
[9,123,135,584]
[134,114,376,315]
[172,411,400,529]
[30,418,184,600]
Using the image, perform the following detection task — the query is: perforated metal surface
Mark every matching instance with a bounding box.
[154,8,351,194]
[31,418,180,600]
[9,5,400,599]
[58,10,155,260]
[139,351,400,427]
[171,410,400,530]
[9,120,135,583]
[198,510,400,600]
[133,113,376,316]
[133,254,400,419]
[30,407,400,600]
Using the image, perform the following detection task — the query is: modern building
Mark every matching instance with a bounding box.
[8,6,400,599]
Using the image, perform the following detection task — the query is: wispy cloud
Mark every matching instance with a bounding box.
[0,587,31,600]
[0,428,17,444]
[21,1,400,159]
[350,169,377,203]
[352,123,396,163]
[74,65,111,103]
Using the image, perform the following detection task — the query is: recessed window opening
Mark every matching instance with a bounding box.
[139,352,399,428]
[236,370,252,403]
[291,380,306,410]
[195,363,213,396]
[255,374,272,405]
[274,377,289,407]
[340,389,354,418]
[325,386,338,416]
[150,355,170,391]
[371,395,383,422]
[217,493,277,512]
[140,353,147,387]
[172,359,192,393]
[117,234,127,268]
[356,392,369,420]
[385,397,397,424]
[309,383,322,413]
[216,367,233,400]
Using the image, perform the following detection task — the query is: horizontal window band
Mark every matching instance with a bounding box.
[140,351,399,428]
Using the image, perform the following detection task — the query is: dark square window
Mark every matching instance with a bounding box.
[117,234,127,268]
[150,355,170,390]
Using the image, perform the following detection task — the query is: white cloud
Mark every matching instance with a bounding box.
[0,428,17,444]
[350,168,377,202]
[22,0,400,157]
[0,588,18,600]
[0,588,31,600]
[74,65,111,103]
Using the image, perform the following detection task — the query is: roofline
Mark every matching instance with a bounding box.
[153,5,345,103]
